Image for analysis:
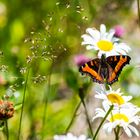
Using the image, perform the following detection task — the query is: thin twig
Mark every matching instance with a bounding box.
[17,66,30,140]
[65,101,81,133]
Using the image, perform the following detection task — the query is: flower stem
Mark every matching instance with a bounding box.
[93,105,114,140]
[105,83,110,91]
[78,88,94,138]
[65,101,81,133]
[17,66,30,140]
[81,99,94,138]
[5,120,9,140]
[115,126,120,140]
[137,0,140,27]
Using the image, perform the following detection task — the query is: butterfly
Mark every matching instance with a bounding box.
[79,55,131,85]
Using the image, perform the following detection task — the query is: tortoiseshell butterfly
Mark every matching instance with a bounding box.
[79,55,131,85]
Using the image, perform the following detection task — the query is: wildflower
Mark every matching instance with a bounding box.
[54,133,91,140]
[0,100,14,120]
[74,54,90,66]
[81,24,131,58]
[93,103,140,137]
[114,25,125,38]
[95,86,132,107]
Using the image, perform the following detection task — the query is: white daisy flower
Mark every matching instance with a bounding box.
[95,86,132,107]
[54,133,91,140]
[81,24,131,58]
[93,103,140,137]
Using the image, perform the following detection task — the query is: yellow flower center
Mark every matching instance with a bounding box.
[97,40,113,51]
[110,113,129,122]
[107,93,125,105]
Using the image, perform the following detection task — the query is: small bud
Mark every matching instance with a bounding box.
[74,54,90,67]
[78,87,85,100]
[114,25,125,38]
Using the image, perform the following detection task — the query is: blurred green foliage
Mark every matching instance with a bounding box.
[0,0,139,139]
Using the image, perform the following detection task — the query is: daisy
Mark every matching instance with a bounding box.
[54,133,91,140]
[93,103,140,137]
[81,24,131,58]
[95,86,132,107]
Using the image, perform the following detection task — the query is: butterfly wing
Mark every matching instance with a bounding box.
[79,58,104,83]
[106,55,131,84]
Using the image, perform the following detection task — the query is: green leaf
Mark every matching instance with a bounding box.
[65,68,78,91]
[14,103,22,110]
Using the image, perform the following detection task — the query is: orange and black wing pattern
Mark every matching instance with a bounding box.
[79,58,104,83]
[106,55,131,84]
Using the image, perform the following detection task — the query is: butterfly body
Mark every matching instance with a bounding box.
[79,55,131,85]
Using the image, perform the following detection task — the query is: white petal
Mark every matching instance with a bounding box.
[92,114,103,121]
[115,43,131,53]
[94,93,106,100]
[121,43,131,52]
[105,50,119,57]
[97,50,113,58]
[128,125,139,136]
[103,123,113,133]
[53,135,60,140]
[114,46,127,55]
[100,24,106,34]
[86,45,98,50]
[86,28,100,40]
[123,96,132,102]
[121,103,134,109]
[131,116,140,125]
[81,35,95,45]
[116,88,121,93]
[78,135,86,140]
[123,126,132,137]
[112,37,120,42]
[92,108,106,121]
[106,30,115,41]
[102,101,111,112]
[101,33,108,40]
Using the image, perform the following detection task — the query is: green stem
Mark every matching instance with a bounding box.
[78,88,94,138]
[5,120,9,140]
[137,0,140,27]
[105,83,110,90]
[17,66,30,140]
[81,98,94,138]
[65,101,81,133]
[41,62,53,140]
[115,126,120,140]
[93,105,114,140]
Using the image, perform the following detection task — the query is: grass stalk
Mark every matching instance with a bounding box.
[65,101,81,133]
[17,66,30,140]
